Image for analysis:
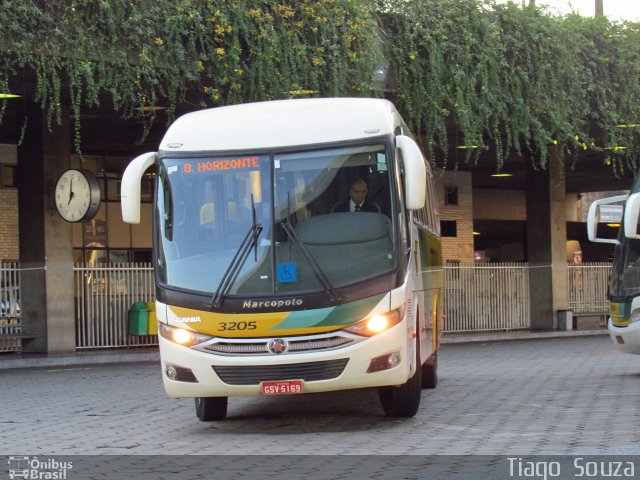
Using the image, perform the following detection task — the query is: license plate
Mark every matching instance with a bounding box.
[260,379,304,395]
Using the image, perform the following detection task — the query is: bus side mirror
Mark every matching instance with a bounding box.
[121,152,156,224]
[586,194,627,244]
[624,193,640,239]
[396,135,426,210]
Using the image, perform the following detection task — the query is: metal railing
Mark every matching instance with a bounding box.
[0,261,614,351]
[74,263,157,349]
[443,262,531,332]
[567,263,611,314]
[0,261,21,319]
[0,261,22,352]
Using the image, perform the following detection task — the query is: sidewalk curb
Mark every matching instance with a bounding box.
[0,330,609,371]
[441,329,608,345]
[0,351,160,371]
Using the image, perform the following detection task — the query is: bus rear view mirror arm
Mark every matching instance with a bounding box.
[121,152,156,224]
[396,135,426,211]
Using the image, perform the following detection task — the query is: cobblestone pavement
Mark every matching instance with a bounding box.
[1,335,639,456]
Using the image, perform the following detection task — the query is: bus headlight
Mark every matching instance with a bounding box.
[159,323,212,347]
[343,307,404,337]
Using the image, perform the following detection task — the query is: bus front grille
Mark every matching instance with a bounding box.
[199,333,360,356]
[212,359,349,385]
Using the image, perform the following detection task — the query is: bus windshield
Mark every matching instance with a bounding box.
[155,143,398,298]
[609,175,640,300]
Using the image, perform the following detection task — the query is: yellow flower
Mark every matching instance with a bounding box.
[154,37,164,46]
[312,57,322,66]
[216,48,225,56]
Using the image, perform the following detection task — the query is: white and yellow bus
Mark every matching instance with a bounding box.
[121,98,443,420]
[588,179,640,355]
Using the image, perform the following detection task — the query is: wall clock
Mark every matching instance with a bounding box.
[54,169,101,223]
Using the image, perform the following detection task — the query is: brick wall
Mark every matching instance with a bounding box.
[0,189,19,261]
[434,171,474,262]
[0,144,18,261]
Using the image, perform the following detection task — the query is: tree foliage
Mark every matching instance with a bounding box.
[2,0,640,172]
[381,0,640,172]
[0,0,382,151]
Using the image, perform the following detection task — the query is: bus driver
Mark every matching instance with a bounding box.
[331,178,381,213]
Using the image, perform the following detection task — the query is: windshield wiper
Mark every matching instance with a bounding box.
[210,195,262,309]
[280,219,341,303]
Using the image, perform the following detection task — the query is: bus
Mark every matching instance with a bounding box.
[121,98,443,420]
[587,179,640,355]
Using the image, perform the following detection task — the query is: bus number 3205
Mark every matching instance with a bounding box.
[217,321,257,331]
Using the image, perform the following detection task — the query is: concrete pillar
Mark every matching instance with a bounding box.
[525,146,569,330]
[17,104,75,353]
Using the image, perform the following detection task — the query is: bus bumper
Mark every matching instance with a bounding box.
[608,319,640,355]
[158,322,413,398]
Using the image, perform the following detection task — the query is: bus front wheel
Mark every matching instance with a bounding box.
[195,396,228,421]
[378,338,422,417]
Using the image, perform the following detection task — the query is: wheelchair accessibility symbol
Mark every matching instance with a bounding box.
[277,263,298,284]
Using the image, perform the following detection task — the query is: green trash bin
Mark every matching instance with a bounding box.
[129,301,149,335]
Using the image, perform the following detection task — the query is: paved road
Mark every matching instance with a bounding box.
[1,335,639,456]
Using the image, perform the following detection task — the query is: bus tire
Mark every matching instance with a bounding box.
[421,351,437,389]
[195,396,228,421]
[378,337,422,417]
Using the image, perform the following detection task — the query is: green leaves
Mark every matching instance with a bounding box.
[380,0,640,171]
[2,0,640,172]
[0,0,381,153]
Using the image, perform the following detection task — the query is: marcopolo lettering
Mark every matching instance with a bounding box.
[242,298,303,309]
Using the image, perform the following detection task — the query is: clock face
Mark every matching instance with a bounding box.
[54,169,101,223]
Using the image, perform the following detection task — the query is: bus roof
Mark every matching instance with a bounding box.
[160,98,402,153]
